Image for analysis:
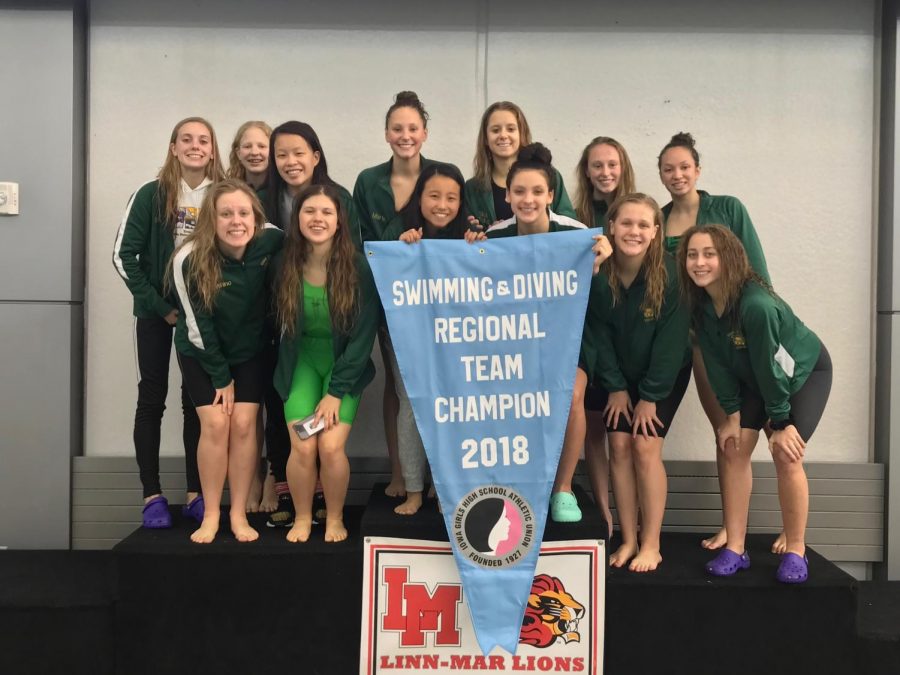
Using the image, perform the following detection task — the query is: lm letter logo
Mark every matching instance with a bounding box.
[381,567,462,647]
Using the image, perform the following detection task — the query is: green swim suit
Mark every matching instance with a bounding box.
[283,281,362,425]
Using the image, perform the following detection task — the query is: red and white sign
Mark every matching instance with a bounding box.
[361,537,604,674]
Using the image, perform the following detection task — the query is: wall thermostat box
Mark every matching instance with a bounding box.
[0,183,19,215]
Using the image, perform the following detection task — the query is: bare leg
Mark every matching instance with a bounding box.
[718,429,758,555]
[227,403,260,542]
[319,424,352,542]
[629,436,666,572]
[285,425,318,543]
[583,409,611,537]
[772,449,808,557]
[693,347,730,550]
[553,368,588,495]
[192,406,229,543]
[608,432,638,568]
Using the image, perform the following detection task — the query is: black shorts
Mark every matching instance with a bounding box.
[739,343,832,442]
[177,351,266,407]
[588,364,692,438]
[584,382,609,413]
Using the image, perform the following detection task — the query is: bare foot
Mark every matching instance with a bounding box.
[629,548,662,573]
[701,527,727,550]
[325,517,348,543]
[191,515,220,544]
[771,531,787,554]
[394,492,423,516]
[609,542,638,568]
[231,514,259,542]
[259,473,278,512]
[246,474,262,513]
[385,477,406,498]
[286,516,313,543]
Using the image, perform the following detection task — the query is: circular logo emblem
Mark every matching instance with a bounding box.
[452,485,534,568]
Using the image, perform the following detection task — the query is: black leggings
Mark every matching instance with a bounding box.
[134,316,200,498]
[740,343,832,442]
[263,338,290,482]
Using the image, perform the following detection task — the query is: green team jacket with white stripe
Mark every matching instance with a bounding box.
[172,226,284,388]
[112,180,178,318]
[696,282,821,423]
[464,168,577,228]
[273,252,379,401]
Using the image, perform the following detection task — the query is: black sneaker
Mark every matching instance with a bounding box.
[266,493,295,528]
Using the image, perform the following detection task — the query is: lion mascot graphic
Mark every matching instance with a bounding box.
[519,574,585,647]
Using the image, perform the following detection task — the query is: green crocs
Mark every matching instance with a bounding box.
[550,491,582,523]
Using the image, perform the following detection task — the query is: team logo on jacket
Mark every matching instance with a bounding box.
[453,485,534,569]
[729,332,746,348]
[642,307,655,321]
[519,573,585,647]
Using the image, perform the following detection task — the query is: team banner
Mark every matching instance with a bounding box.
[365,231,595,654]
[360,537,604,674]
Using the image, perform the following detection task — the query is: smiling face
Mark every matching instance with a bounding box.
[659,146,700,198]
[419,174,461,230]
[685,231,721,290]
[485,110,520,162]
[587,143,622,199]
[508,169,553,230]
[215,189,256,257]
[170,121,214,174]
[610,202,659,260]
[274,133,320,193]
[237,126,269,177]
[385,106,428,160]
[298,192,339,247]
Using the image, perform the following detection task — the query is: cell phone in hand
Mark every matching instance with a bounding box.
[292,413,325,440]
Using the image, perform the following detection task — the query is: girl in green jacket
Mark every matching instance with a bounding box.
[657,131,782,554]
[465,101,576,230]
[583,194,691,572]
[571,136,638,537]
[171,179,284,544]
[680,225,831,583]
[112,116,225,529]
[274,185,379,544]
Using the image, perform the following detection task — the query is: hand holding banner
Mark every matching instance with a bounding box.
[365,229,595,655]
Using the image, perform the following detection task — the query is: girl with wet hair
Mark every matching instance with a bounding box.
[581,193,690,572]
[679,225,831,583]
[227,121,271,191]
[465,101,576,230]
[170,179,284,543]
[657,131,784,554]
[273,185,379,544]
[113,116,225,530]
[470,143,613,525]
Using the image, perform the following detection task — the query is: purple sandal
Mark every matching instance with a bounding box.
[142,495,172,529]
[705,549,751,577]
[182,495,205,523]
[776,552,809,584]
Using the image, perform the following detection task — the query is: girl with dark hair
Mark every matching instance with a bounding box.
[353,91,457,499]
[170,179,284,543]
[273,185,379,543]
[113,116,225,529]
[571,136,638,535]
[261,120,356,528]
[679,225,831,583]
[657,131,781,553]
[227,121,271,191]
[581,194,690,572]
[384,163,468,515]
[471,143,612,525]
[465,101,576,230]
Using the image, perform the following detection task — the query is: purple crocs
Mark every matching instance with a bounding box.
[776,552,809,584]
[182,495,205,523]
[705,548,751,577]
[142,495,172,529]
